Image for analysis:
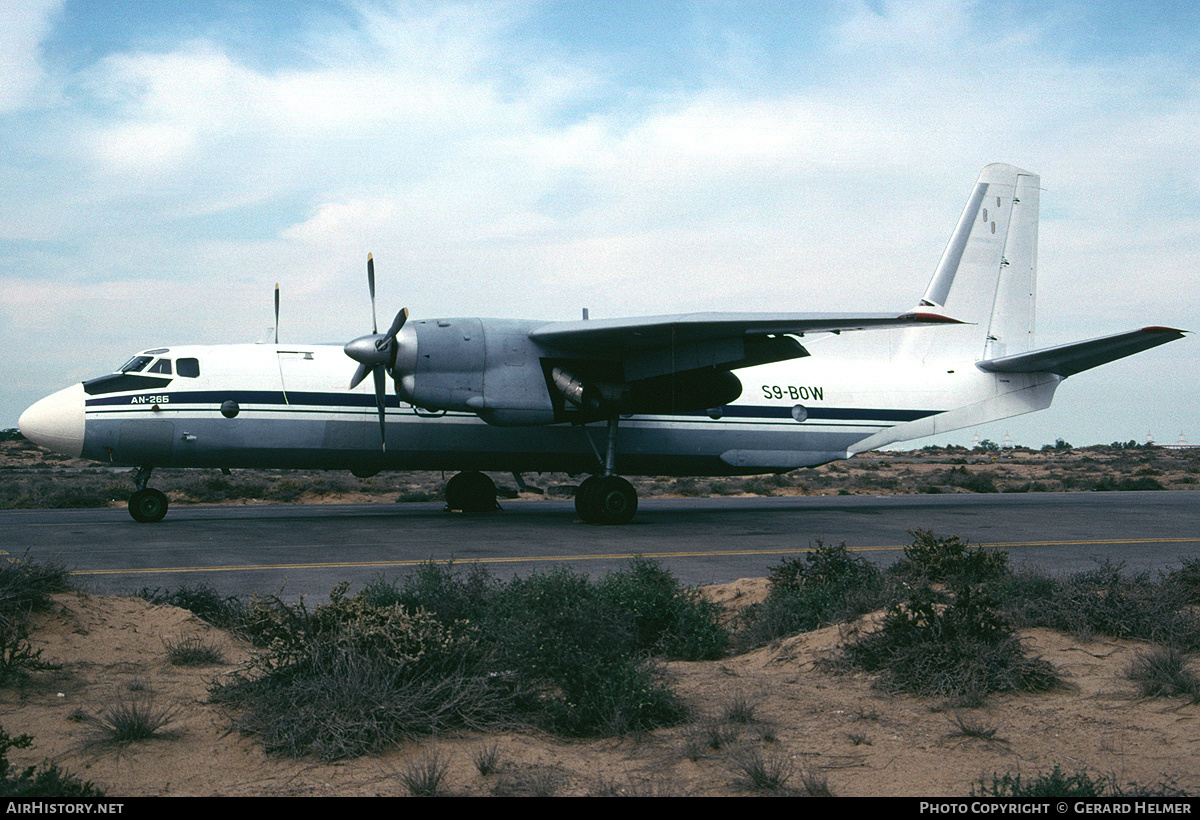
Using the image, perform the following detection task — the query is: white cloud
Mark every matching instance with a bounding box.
[0,0,63,112]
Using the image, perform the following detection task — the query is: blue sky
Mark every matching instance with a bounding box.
[3,0,1197,448]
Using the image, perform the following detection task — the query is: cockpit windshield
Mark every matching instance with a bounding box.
[119,356,153,373]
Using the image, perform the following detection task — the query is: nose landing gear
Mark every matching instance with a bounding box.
[128,466,169,523]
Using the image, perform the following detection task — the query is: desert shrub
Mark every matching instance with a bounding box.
[974,765,1187,798]
[1166,556,1200,605]
[472,742,501,776]
[398,749,451,796]
[0,555,71,619]
[1126,647,1200,701]
[825,584,1061,703]
[0,726,102,798]
[0,556,71,685]
[135,583,246,630]
[767,542,881,593]
[1002,560,1200,651]
[595,556,727,660]
[1088,476,1166,491]
[730,748,795,794]
[891,530,1009,586]
[215,559,702,757]
[491,765,562,797]
[86,695,178,743]
[212,589,507,759]
[929,466,998,493]
[396,490,438,502]
[740,474,790,496]
[264,478,307,502]
[667,477,705,496]
[734,544,894,651]
[372,560,497,624]
[163,635,226,666]
[491,566,688,736]
[0,616,57,685]
[720,691,760,724]
[974,765,1106,797]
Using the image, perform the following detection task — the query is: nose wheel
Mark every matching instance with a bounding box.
[129,488,169,523]
[128,465,169,523]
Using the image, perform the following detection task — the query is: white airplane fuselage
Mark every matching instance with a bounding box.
[23,337,1059,477]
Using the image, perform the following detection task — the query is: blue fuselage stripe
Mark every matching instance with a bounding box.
[84,389,940,423]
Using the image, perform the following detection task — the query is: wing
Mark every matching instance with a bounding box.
[529,309,960,381]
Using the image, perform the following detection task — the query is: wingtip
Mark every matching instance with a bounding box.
[900,310,966,325]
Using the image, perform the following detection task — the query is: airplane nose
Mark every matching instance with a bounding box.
[19,383,86,458]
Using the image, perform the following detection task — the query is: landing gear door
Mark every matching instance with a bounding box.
[117,420,175,465]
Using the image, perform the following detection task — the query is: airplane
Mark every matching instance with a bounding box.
[17,163,1186,525]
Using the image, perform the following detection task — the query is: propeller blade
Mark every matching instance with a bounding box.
[372,365,387,451]
[384,307,409,342]
[367,253,378,334]
[274,283,280,344]
[348,361,371,390]
[344,251,406,452]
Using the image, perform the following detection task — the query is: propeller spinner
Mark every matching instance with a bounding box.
[344,254,409,451]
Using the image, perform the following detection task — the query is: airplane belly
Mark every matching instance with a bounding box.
[85,396,890,475]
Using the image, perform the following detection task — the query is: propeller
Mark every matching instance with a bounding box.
[344,254,410,451]
[274,283,280,344]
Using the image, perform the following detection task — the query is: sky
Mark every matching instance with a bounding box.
[2,0,1197,449]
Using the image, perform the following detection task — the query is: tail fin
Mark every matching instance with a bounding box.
[902,163,1041,360]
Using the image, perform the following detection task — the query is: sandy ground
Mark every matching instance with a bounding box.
[3,585,1197,797]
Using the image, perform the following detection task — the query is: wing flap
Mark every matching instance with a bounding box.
[976,327,1186,377]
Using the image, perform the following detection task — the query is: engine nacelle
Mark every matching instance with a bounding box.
[396,318,557,426]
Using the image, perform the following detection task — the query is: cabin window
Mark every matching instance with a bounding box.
[177,358,200,378]
[148,359,172,375]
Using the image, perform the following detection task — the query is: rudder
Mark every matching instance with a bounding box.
[902,163,1040,361]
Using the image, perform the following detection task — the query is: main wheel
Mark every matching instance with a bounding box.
[129,488,169,523]
[576,475,638,525]
[574,475,603,520]
[444,471,498,512]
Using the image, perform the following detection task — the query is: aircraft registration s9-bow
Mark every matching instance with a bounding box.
[19,164,1186,525]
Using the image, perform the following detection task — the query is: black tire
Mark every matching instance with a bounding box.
[577,475,637,525]
[444,471,498,512]
[129,488,169,523]
[574,475,603,521]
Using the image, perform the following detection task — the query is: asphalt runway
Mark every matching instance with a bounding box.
[3,490,1198,600]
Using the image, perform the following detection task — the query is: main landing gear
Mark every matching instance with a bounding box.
[443,470,500,513]
[574,474,638,525]
[574,415,638,525]
[128,466,169,523]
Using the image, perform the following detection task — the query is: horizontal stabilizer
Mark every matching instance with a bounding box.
[976,327,1186,377]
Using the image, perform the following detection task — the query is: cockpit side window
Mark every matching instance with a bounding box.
[176,358,200,378]
[148,359,172,375]
[119,356,152,373]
